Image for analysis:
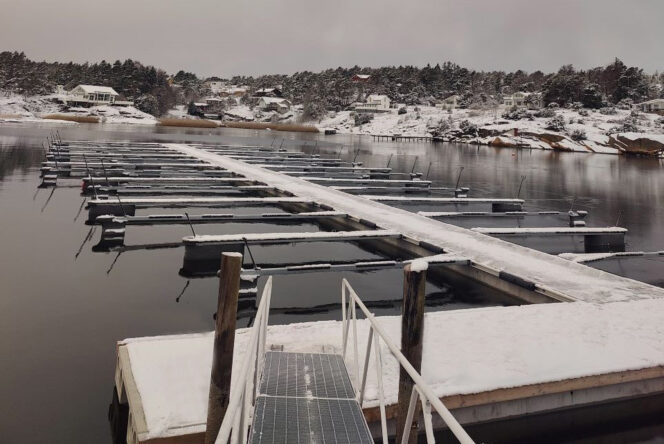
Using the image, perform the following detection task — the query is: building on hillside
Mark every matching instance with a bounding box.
[258,97,291,114]
[503,92,542,109]
[219,86,248,98]
[190,102,209,115]
[637,99,664,114]
[205,80,227,95]
[436,94,460,110]
[254,87,283,98]
[355,94,391,112]
[59,85,133,107]
[351,74,371,83]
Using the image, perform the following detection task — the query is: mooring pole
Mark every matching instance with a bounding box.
[410,156,419,174]
[396,262,427,444]
[455,166,465,189]
[516,175,527,199]
[205,252,243,444]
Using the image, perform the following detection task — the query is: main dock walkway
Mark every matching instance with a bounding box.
[167,143,664,303]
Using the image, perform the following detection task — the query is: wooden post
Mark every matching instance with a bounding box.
[396,263,427,444]
[205,252,243,444]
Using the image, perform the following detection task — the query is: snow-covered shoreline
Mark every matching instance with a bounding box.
[313,105,664,156]
[0,92,157,125]
[3,91,664,156]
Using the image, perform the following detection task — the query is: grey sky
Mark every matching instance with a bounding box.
[1,0,662,77]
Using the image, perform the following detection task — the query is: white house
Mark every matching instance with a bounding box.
[258,97,291,114]
[637,99,664,114]
[219,86,248,97]
[205,80,226,94]
[355,94,391,112]
[58,85,133,107]
[436,94,460,110]
[68,85,119,105]
[503,92,542,109]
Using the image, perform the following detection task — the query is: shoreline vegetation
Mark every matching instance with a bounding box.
[157,118,218,128]
[221,121,319,132]
[43,114,100,124]
[156,118,319,133]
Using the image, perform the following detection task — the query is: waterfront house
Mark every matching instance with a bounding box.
[637,99,664,114]
[61,85,132,107]
[503,92,542,109]
[437,94,460,110]
[355,94,391,112]
[258,97,291,113]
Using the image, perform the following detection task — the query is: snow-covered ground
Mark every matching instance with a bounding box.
[219,99,664,155]
[3,90,663,155]
[0,92,157,125]
[315,105,664,155]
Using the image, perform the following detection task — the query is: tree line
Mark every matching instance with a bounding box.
[0,51,176,116]
[1,51,662,117]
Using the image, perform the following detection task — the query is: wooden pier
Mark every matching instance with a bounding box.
[37,139,664,443]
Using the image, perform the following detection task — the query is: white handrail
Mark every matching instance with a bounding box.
[215,277,273,444]
[341,278,475,444]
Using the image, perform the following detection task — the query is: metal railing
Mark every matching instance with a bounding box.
[341,278,475,444]
[215,277,273,444]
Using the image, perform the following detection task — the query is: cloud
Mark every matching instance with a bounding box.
[0,0,661,77]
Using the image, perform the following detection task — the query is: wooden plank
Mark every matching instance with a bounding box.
[396,263,426,443]
[362,365,664,423]
[206,253,243,444]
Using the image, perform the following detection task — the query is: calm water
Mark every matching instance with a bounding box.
[1,122,663,443]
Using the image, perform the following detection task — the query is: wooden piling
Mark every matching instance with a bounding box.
[205,252,243,444]
[396,263,427,443]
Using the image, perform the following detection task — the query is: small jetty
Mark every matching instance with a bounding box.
[371,134,438,143]
[38,137,664,443]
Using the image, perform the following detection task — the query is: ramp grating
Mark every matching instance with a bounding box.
[251,352,372,443]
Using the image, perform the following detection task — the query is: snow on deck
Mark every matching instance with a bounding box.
[88,196,311,205]
[121,297,664,440]
[183,230,400,244]
[472,227,627,235]
[166,144,664,303]
[361,195,523,203]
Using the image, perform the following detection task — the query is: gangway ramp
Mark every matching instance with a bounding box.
[251,351,373,443]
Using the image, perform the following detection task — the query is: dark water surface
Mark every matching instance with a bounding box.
[1,122,663,443]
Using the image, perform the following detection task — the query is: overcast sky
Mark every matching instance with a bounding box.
[1,0,662,77]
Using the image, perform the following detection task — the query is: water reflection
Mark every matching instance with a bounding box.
[0,137,44,180]
[1,123,663,443]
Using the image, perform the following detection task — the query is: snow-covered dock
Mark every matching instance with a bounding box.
[472,226,627,254]
[167,143,664,303]
[43,140,664,442]
[115,297,664,442]
[86,197,314,222]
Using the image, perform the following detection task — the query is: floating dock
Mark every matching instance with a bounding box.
[39,140,664,443]
[167,143,658,303]
[115,296,664,442]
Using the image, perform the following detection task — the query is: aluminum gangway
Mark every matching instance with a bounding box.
[212,274,474,444]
